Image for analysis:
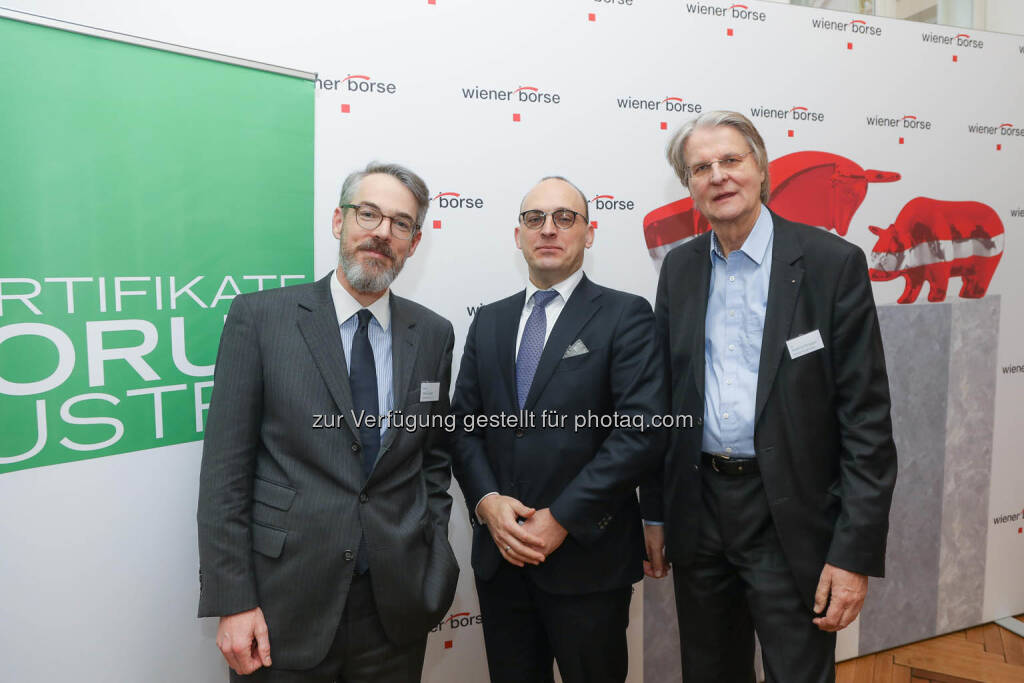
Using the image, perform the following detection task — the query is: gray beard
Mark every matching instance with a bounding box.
[339,245,401,293]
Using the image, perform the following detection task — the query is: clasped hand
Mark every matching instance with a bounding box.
[476,495,568,566]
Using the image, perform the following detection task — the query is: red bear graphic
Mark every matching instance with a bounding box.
[868,197,1004,303]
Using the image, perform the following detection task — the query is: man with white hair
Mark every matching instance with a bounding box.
[642,112,897,683]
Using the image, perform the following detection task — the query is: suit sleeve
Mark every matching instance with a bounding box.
[549,295,669,547]
[422,321,456,531]
[639,258,674,524]
[196,294,263,617]
[825,247,898,576]
[451,312,501,517]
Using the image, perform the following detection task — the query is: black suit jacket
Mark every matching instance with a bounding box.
[197,273,459,669]
[452,274,667,594]
[640,213,898,609]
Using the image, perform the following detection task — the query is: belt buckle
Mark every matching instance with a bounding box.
[712,453,728,473]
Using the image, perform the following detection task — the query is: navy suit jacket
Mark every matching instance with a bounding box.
[452,274,667,594]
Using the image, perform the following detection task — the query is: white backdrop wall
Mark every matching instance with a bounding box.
[2,1,1023,681]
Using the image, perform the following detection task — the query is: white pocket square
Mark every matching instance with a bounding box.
[563,340,589,359]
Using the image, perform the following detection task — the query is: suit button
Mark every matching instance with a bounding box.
[351,443,360,452]
[344,550,354,561]
[515,429,524,438]
[359,492,368,503]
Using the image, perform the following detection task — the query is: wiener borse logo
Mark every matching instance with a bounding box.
[461,84,561,104]
[811,17,881,36]
[616,95,703,114]
[685,3,767,22]
[922,32,984,49]
[866,114,933,131]
[315,74,398,94]
[750,105,825,123]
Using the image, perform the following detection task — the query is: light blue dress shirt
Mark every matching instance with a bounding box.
[701,205,774,459]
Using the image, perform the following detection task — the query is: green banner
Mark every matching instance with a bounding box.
[0,18,314,473]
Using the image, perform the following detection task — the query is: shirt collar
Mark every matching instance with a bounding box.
[524,267,585,307]
[710,204,774,265]
[329,269,391,330]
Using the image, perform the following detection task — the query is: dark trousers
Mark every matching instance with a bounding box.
[476,563,632,683]
[673,467,836,683]
[230,573,426,683]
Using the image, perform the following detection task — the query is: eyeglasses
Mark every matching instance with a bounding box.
[340,203,418,240]
[519,208,587,230]
[687,152,753,180]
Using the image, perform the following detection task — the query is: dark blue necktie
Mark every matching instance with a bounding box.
[349,309,378,574]
[350,309,380,479]
[515,290,559,409]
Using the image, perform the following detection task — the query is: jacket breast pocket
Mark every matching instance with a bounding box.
[554,348,600,373]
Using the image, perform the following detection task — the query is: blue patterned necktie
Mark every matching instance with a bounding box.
[516,289,559,409]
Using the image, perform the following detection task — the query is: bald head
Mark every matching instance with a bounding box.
[519,176,589,221]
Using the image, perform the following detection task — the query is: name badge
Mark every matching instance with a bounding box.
[420,382,440,402]
[786,330,824,359]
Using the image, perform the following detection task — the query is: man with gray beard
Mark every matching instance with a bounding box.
[198,162,459,682]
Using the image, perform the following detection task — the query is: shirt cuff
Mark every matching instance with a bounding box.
[474,491,499,524]
[643,520,664,526]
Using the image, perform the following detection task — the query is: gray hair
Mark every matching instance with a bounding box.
[338,161,430,230]
[520,175,590,221]
[666,110,771,204]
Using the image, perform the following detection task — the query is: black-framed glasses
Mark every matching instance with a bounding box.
[519,208,587,230]
[340,203,418,240]
[687,151,753,180]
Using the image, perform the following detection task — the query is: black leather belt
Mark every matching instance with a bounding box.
[702,451,759,476]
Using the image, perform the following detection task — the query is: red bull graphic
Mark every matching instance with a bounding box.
[643,151,900,264]
[868,198,1004,303]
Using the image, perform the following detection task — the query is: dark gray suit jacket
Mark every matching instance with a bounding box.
[641,213,898,610]
[197,272,458,669]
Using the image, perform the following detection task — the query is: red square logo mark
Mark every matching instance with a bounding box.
[952,55,958,62]
[899,137,904,145]
[513,113,521,122]
[847,42,853,50]
[727,28,734,37]
[660,121,668,130]
[444,640,453,649]
[432,220,442,229]
[590,221,598,229]
[588,13,595,21]
[997,144,1002,151]
[341,104,350,114]
[787,130,794,137]
[428,0,436,4]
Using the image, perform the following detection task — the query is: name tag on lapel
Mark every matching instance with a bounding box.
[786,330,825,359]
[420,382,440,402]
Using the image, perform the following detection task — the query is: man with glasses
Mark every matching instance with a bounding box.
[451,176,666,682]
[641,111,897,682]
[198,162,458,681]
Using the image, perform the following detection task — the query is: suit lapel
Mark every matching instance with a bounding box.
[496,292,526,409]
[524,275,601,410]
[686,238,713,402]
[380,295,420,452]
[296,273,359,441]
[755,218,804,426]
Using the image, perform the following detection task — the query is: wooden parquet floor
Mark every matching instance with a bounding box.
[835,615,1024,683]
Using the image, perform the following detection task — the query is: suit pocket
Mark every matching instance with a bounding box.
[252,521,287,558]
[253,477,296,511]
[554,348,601,373]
